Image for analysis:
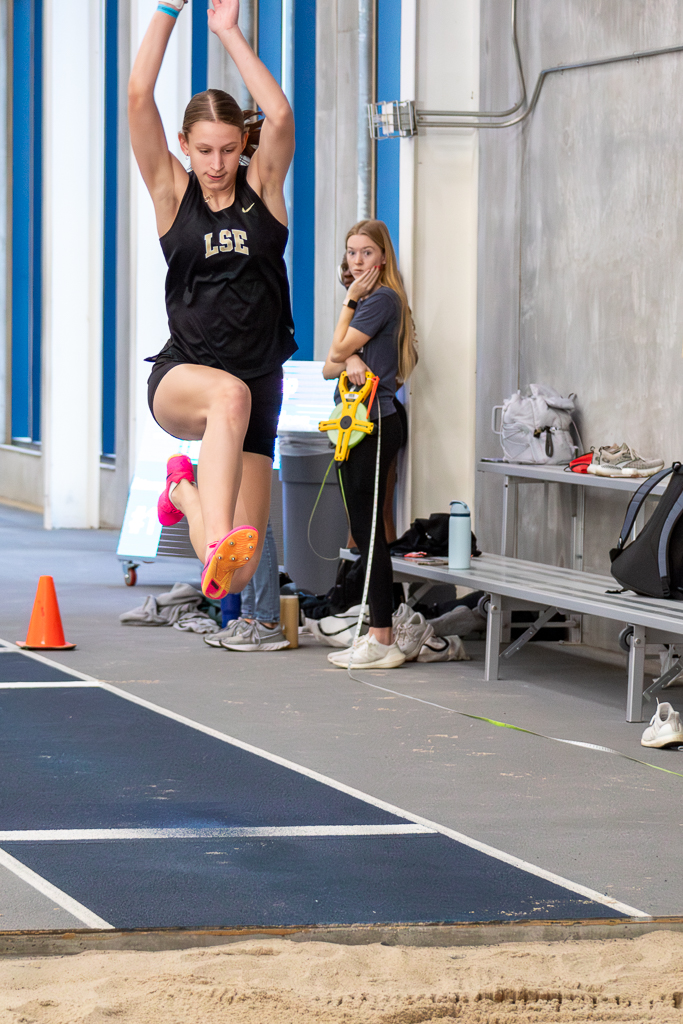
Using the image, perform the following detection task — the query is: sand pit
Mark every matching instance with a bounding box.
[1,930,682,1023]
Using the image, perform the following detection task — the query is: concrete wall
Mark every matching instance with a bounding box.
[476,0,683,648]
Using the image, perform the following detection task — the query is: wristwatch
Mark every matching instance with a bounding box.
[344,299,358,310]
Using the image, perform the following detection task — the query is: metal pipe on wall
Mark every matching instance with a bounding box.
[419,43,683,129]
[357,0,376,220]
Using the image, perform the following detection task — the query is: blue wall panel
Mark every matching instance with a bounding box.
[102,0,118,457]
[258,0,282,83]
[290,0,315,360]
[11,0,42,442]
[191,0,208,95]
[375,0,400,256]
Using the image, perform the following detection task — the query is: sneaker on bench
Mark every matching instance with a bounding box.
[588,443,664,478]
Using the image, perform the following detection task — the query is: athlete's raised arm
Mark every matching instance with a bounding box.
[128,2,189,236]
[209,0,294,225]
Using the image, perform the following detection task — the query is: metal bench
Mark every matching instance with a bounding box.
[385,551,683,723]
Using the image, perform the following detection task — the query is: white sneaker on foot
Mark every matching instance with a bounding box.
[394,612,434,661]
[221,620,290,651]
[327,634,406,669]
[641,701,683,748]
[204,617,250,647]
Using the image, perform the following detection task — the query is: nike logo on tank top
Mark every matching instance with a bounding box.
[158,166,297,380]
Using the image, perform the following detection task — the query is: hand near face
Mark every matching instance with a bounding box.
[347,265,381,302]
[208,0,239,34]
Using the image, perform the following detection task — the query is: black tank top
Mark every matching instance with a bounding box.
[156,165,297,379]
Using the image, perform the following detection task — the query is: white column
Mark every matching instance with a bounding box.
[42,0,104,529]
[128,1,191,469]
[409,0,480,524]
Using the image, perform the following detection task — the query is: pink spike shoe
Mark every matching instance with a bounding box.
[158,454,195,526]
[201,526,259,599]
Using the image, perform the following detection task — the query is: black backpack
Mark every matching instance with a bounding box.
[610,464,683,598]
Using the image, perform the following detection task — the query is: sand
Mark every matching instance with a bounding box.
[1,931,682,1023]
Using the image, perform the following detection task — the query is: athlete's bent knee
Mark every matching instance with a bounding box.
[208,379,251,428]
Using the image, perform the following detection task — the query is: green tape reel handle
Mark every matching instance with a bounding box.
[324,402,370,452]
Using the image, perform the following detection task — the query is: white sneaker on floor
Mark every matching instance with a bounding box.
[327,634,406,669]
[640,701,683,748]
[417,635,468,662]
[204,617,250,648]
[392,602,415,629]
[394,612,434,661]
[221,620,290,651]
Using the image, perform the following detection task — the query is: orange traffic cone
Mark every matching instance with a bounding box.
[17,576,76,650]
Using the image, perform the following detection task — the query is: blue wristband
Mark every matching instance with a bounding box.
[157,3,179,18]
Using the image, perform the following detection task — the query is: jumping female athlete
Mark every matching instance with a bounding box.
[323,220,418,669]
[128,0,296,599]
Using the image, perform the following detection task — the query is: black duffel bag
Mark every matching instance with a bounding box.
[610,463,683,598]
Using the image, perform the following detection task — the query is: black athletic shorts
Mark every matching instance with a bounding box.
[146,360,283,460]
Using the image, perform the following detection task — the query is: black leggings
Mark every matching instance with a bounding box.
[338,412,405,629]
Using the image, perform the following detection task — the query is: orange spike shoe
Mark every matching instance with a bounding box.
[201,526,259,599]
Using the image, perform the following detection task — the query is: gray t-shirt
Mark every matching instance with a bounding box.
[335,286,401,420]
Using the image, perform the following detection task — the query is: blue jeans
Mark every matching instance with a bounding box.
[240,520,280,623]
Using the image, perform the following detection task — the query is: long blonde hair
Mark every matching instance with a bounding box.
[345,220,418,382]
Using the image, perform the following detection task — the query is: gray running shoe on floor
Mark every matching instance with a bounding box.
[588,443,664,478]
[204,617,250,648]
[221,620,290,651]
[394,611,434,661]
[640,701,683,748]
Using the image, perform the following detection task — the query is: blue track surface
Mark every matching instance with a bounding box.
[0,683,631,928]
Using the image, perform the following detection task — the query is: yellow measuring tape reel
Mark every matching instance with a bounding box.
[318,370,380,461]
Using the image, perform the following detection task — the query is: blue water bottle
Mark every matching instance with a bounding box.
[448,501,471,569]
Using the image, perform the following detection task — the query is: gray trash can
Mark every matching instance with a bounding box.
[278,432,348,594]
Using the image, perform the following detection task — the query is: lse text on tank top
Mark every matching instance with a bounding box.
[158,165,297,379]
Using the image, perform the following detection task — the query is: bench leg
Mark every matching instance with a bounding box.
[485,595,503,681]
[626,623,646,723]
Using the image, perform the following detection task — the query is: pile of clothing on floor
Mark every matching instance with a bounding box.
[119,583,220,634]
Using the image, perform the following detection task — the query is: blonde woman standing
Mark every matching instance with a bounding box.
[323,220,417,669]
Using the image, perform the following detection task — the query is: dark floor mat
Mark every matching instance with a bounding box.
[0,651,82,682]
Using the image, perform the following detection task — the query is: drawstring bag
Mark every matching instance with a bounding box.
[492,384,581,465]
[610,464,683,598]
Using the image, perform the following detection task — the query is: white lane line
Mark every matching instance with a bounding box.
[0,825,435,841]
[0,682,98,689]
[0,639,651,920]
[0,848,114,930]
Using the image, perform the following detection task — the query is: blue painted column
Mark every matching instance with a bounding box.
[289,0,315,360]
[102,0,118,457]
[375,0,400,252]
[11,0,42,443]
[191,0,208,95]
